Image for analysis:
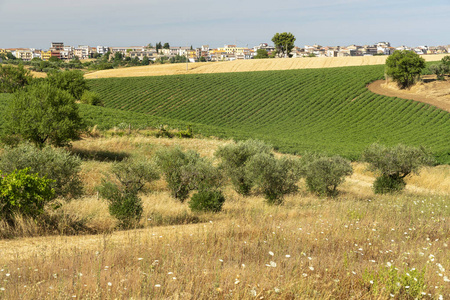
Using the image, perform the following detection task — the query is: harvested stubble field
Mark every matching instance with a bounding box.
[0,135,449,299]
[84,54,448,79]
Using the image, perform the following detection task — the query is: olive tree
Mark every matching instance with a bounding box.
[361,143,435,194]
[245,153,301,205]
[300,153,353,197]
[385,50,425,89]
[155,147,222,202]
[97,157,160,228]
[215,139,272,196]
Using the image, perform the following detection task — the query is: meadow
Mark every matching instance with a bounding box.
[87,65,450,164]
[0,135,448,299]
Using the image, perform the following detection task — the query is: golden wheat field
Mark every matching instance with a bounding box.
[84,54,448,79]
[0,134,449,299]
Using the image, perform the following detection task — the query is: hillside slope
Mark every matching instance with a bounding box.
[88,65,450,163]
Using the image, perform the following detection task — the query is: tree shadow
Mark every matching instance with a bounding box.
[71,148,130,162]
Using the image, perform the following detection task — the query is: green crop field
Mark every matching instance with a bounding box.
[87,65,450,163]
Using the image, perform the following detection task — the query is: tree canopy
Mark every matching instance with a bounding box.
[0,64,33,93]
[385,50,425,89]
[46,70,89,99]
[254,49,269,59]
[3,83,86,147]
[271,32,296,58]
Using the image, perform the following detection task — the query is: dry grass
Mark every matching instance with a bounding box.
[0,135,448,299]
[84,54,448,79]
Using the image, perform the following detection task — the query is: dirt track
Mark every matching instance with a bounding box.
[367,79,450,113]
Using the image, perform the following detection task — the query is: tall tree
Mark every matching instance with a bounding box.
[3,83,86,147]
[271,32,296,58]
[385,50,425,89]
[163,42,170,49]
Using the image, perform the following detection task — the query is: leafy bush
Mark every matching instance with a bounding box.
[97,157,159,228]
[80,90,104,106]
[155,147,222,202]
[189,189,225,213]
[215,139,272,196]
[46,70,88,99]
[385,50,425,89]
[429,64,449,80]
[178,125,194,138]
[0,168,55,224]
[0,64,32,93]
[2,83,86,147]
[245,153,301,205]
[155,125,174,138]
[0,143,83,199]
[300,154,353,197]
[97,181,143,229]
[362,143,435,194]
[372,174,406,194]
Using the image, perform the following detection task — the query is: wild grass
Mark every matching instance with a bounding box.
[0,135,448,299]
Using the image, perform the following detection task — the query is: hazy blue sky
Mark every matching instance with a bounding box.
[1,0,448,49]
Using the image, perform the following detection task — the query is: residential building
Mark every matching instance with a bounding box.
[50,42,64,51]
[41,50,52,61]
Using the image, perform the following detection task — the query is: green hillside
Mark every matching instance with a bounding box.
[87,65,450,163]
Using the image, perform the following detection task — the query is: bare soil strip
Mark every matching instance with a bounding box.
[367,79,450,113]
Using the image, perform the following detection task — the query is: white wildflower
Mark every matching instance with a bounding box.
[269,251,274,256]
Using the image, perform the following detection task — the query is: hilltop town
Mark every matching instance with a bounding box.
[1,41,449,63]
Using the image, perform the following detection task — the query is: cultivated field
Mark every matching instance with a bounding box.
[84,54,448,79]
[0,135,448,299]
[86,65,450,164]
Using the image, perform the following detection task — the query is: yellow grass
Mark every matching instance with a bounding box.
[0,135,448,299]
[85,54,448,79]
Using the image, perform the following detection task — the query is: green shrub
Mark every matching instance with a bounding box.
[155,147,222,202]
[97,157,159,229]
[245,153,301,205]
[362,143,435,194]
[301,154,353,197]
[0,143,83,199]
[80,90,104,106]
[97,181,143,229]
[215,139,272,196]
[429,64,449,80]
[155,125,174,138]
[189,189,225,213]
[0,168,55,224]
[178,125,193,138]
[372,174,406,194]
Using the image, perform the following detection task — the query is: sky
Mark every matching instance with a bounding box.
[0,0,449,49]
